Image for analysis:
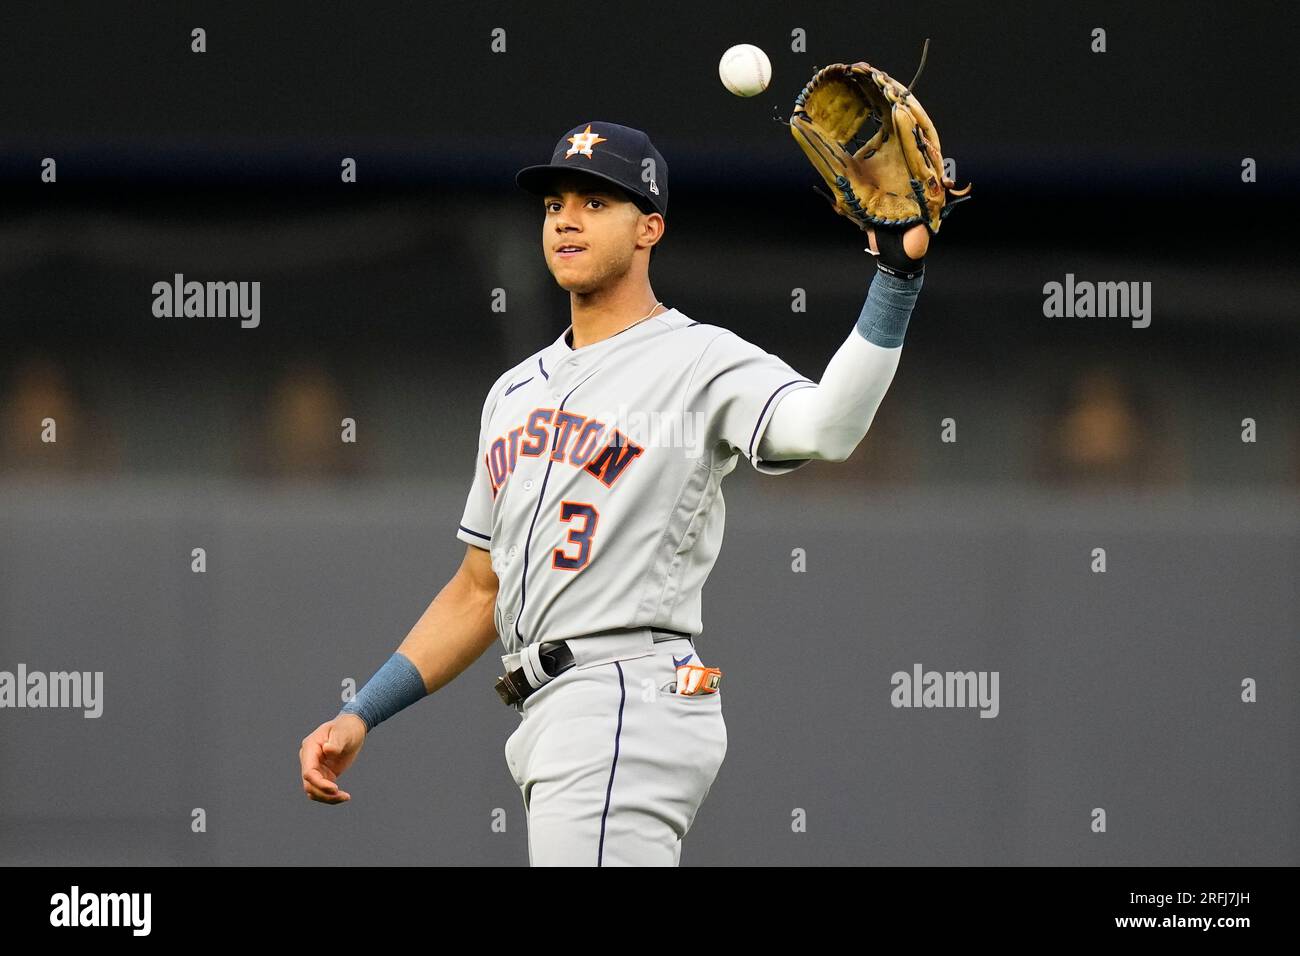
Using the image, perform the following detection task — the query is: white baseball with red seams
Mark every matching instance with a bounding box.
[718,43,772,97]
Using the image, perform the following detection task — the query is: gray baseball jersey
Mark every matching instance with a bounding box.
[457,307,815,654]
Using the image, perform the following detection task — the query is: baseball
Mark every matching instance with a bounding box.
[718,43,771,97]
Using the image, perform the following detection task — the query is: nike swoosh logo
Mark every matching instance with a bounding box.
[672,654,693,668]
[505,377,533,396]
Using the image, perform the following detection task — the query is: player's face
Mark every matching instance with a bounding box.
[542,178,644,293]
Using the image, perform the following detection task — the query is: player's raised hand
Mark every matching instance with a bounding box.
[300,714,366,804]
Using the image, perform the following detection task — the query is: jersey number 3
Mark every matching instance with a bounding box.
[552,501,599,571]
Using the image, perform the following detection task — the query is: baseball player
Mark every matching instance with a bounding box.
[299,119,933,865]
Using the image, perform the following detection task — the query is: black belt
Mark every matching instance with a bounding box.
[495,628,692,707]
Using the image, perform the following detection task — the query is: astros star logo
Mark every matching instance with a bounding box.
[565,125,607,159]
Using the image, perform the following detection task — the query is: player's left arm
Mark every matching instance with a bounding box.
[758,251,923,464]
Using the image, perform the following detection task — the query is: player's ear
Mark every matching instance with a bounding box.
[638,218,663,259]
[641,211,665,245]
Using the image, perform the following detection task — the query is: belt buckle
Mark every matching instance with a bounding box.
[492,638,592,707]
[494,670,528,706]
[495,641,565,707]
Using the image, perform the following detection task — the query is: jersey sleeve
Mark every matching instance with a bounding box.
[456,382,499,550]
[686,330,818,475]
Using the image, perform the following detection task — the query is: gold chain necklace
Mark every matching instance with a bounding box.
[625,300,666,331]
[570,301,666,349]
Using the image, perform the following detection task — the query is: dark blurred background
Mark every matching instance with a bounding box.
[2,0,1296,488]
[0,1,1295,866]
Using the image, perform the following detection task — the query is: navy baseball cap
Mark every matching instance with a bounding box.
[516,121,668,219]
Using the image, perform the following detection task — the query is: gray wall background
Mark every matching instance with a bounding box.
[1,478,1294,865]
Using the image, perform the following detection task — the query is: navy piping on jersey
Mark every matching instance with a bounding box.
[537,356,549,380]
[598,660,628,866]
[513,370,601,646]
[459,524,490,543]
[748,378,816,459]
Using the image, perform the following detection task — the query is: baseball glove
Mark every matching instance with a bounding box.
[789,40,971,277]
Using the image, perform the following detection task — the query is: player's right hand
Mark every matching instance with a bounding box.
[300,714,366,804]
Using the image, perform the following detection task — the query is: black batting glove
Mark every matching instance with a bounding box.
[866,224,929,280]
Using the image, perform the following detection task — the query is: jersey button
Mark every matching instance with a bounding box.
[523,480,534,490]
[508,546,519,558]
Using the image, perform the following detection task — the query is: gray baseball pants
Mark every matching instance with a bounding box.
[502,630,727,866]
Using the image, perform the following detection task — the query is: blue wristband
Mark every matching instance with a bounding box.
[855,268,924,348]
[339,652,428,732]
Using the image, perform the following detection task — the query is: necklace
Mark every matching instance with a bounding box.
[568,301,667,350]
[627,300,666,330]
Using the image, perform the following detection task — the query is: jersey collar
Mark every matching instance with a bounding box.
[552,307,679,357]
